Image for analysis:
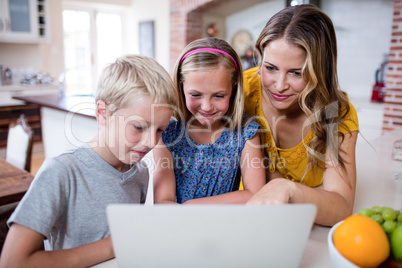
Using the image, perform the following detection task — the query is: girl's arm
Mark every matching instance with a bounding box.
[153,139,177,204]
[184,134,266,204]
[0,223,114,268]
[247,131,358,226]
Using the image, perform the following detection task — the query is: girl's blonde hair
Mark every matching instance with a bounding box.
[96,54,178,113]
[255,4,351,172]
[172,38,244,130]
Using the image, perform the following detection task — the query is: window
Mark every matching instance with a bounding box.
[62,4,124,95]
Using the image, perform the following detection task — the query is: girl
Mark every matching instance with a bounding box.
[153,38,266,204]
[244,4,359,226]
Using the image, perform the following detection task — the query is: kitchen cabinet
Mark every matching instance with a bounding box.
[0,0,48,43]
[12,94,98,158]
[353,99,385,143]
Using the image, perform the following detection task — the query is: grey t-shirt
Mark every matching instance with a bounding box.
[8,144,149,250]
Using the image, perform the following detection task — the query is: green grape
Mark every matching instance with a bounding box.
[380,206,388,214]
[382,208,397,221]
[383,220,397,234]
[371,214,384,225]
[372,206,382,214]
[397,222,402,228]
[382,206,396,212]
[358,208,373,217]
[398,213,402,223]
[391,226,402,261]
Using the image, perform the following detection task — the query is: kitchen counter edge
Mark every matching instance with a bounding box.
[13,94,96,118]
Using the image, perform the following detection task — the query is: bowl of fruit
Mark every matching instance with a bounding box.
[328,220,360,268]
[328,206,402,268]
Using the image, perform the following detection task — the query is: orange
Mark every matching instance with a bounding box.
[333,214,390,268]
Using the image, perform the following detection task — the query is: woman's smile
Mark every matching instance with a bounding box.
[270,92,291,101]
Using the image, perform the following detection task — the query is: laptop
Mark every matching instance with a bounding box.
[107,204,316,268]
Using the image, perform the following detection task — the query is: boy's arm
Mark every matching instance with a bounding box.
[153,140,177,204]
[0,223,114,268]
[183,134,266,204]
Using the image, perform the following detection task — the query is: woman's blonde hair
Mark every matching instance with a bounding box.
[255,4,351,172]
[172,38,244,130]
[96,54,178,113]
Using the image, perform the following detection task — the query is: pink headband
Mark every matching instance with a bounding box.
[180,48,238,70]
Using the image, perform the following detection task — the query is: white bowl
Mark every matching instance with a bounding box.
[328,221,360,268]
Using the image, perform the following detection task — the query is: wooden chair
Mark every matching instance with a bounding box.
[0,115,34,251]
[5,114,34,172]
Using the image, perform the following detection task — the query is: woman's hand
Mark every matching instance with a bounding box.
[247,178,295,205]
[248,131,358,226]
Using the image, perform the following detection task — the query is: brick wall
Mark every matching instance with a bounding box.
[384,0,402,131]
[169,0,233,72]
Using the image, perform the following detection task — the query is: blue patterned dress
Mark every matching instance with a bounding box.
[162,119,260,204]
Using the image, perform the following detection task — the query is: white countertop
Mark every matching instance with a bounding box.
[0,84,58,107]
[0,84,57,90]
[92,129,402,268]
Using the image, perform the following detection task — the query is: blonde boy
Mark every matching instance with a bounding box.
[0,55,177,267]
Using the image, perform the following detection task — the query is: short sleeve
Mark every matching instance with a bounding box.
[243,120,260,141]
[7,157,69,238]
[339,102,359,134]
[243,67,262,117]
[238,120,260,151]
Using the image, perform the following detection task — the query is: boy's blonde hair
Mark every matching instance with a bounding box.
[173,38,244,130]
[96,54,177,113]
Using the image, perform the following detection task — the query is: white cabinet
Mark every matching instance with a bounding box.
[353,99,385,143]
[0,0,48,43]
[41,107,98,159]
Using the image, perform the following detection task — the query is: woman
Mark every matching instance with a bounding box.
[244,4,359,226]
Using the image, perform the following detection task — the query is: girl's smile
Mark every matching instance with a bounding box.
[182,69,233,128]
[199,112,217,118]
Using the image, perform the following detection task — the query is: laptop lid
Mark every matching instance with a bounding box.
[107,204,316,268]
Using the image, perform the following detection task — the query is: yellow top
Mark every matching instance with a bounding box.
[243,67,359,187]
